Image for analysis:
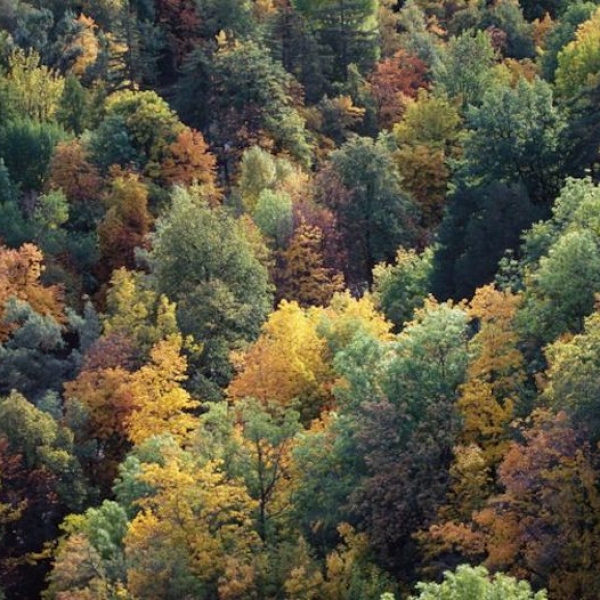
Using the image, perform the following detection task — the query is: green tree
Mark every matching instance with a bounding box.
[555,6,600,100]
[0,118,68,192]
[2,48,64,122]
[372,246,433,331]
[432,29,497,110]
[150,186,273,397]
[292,0,380,83]
[320,134,418,286]
[408,564,546,600]
[460,77,566,206]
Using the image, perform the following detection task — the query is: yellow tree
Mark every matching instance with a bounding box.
[103,268,179,360]
[277,220,345,308]
[126,334,199,446]
[4,49,64,121]
[228,301,333,424]
[457,285,525,466]
[125,449,261,600]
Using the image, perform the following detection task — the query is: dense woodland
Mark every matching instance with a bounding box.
[2,0,600,598]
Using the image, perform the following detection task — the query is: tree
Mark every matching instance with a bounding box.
[2,48,64,122]
[228,300,333,424]
[150,186,273,397]
[555,7,600,100]
[124,448,261,600]
[367,50,429,130]
[543,308,600,442]
[292,0,380,83]
[90,89,182,177]
[460,77,565,206]
[340,300,469,573]
[159,127,219,199]
[432,29,497,110]
[46,500,129,600]
[0,243,64,342]
[126,334,199,446]
[473,411,600,600]
[457,285,525,467]
[0,391,85,600]
[252,189,293,249]
[234,398,302,543]
[277,219,345,308]
[0,118,68,192]
[540,1,598,81]
[319,135,418,286]
[96,173,151,284]
[371,246,433,331]
[431,182,538,302]
[408,564,546,600]
[392,90,462,228]
[102,268,179,360]
[519,229,600,344]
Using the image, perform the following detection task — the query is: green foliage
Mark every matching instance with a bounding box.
[432,182,539,301]
[409,564,546,600]
[2,47,64,121]
[253,189,293,248]
[0,299,74,404]
[518,177,600,344]
[372,247,433,330]
[292,0,380,82]
[151,186,273,397]
[0,118,68,191]
[460,77,565,205]
[323,134,418,285]
[432,29,497,109]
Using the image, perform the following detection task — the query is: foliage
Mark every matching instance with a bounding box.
[408,564,546,600]
[150,186,273,397]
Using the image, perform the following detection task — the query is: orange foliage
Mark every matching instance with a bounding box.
[160,127,220,201]
[48,140,103,205]
[368,50,429,130]
[0,243,64,341]
[97,173,151,283]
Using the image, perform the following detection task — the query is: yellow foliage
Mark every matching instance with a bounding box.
[126,452,259,599]
[6,48,65,121]
[126,334,199,446]
[228,300,333,420]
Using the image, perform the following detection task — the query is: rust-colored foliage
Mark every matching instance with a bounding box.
[155,0,201,66]
[368,50,429,130]
[96,173,151,284]
[0,243,64,341]
[160,127,220,201]
[47,140,103,205]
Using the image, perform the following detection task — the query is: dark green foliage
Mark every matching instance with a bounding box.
[56,75,90,135]
[432,183,539,301]
[478,0,535,59]
[321,134,419,287]
[460,77,566,206]
[293,0,380,83]
[0,118,68,192]
[432,29,497,110]
[0,299,76,404]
